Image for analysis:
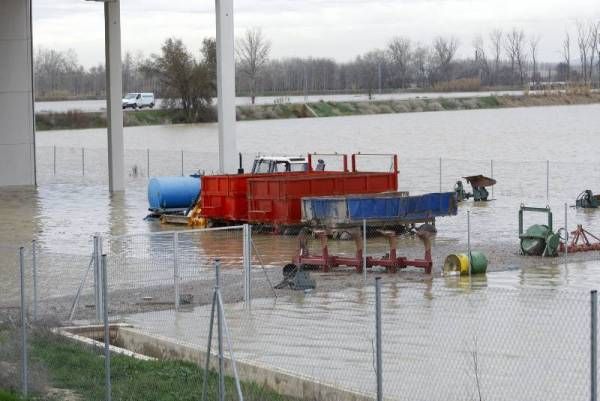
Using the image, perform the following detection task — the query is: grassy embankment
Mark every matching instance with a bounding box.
[35,91,600,131]
[0,328,298,401]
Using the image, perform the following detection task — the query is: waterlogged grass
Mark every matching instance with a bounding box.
[31,333,299,401]
[35,92,600,130]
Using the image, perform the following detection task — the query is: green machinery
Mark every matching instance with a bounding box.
[518,205,561,257]
[576,190,600,208]
[455,175,497,202]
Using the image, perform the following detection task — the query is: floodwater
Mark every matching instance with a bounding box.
[26,102,600,252]
[126,260,597,401]
[3,104,600,302]
[34,90,523,113]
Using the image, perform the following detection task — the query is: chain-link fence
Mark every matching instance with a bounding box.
[3,230,600,401]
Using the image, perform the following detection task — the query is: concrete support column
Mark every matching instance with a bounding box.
[0,0,36,186]
[216,0,238,173]
[104,0,125,191]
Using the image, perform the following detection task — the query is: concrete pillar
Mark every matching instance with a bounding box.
[216,0,238,173]
[104,0,125,191]
[0,0,36,186]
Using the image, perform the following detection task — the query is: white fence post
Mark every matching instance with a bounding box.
[173,232,180,311]
[243,224,252,310]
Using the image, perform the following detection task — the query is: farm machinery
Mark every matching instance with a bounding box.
[455,175,496,202]
[518,205,600,256]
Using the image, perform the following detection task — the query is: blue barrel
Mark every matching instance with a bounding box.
[148,176,201,210]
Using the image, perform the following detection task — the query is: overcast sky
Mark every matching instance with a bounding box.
[33,0,600,67]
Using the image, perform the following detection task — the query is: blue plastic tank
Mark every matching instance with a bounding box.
[148,176,201,210]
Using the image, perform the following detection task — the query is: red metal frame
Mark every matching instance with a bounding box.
[293,229,432,274]
[559,225,600,253]
[351,154,398,174]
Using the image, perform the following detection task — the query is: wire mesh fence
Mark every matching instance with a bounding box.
[3,230,600,401]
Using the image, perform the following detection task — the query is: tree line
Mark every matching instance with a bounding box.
[34,22,600,106]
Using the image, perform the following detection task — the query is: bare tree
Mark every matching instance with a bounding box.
[473,35,490,85]
[489,29,503,85]
[236,27,271,104]
[529,35,541,85]
[576,21,591,83]
[412,45,430,88]
[388,37,412,88]
[561,31,571,82]
[505,28,527,85]
[432,36,459,82]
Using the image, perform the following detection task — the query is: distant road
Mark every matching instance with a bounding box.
[35,90,524,113]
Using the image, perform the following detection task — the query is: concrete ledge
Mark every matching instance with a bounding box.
[115,326,374,401]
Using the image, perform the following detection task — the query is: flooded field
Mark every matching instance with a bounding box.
[125,260,598,401]
[2,104,600,306]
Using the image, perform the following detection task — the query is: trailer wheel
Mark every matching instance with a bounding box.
[283,264,297,278]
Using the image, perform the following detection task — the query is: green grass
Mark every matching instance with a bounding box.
[0,390,25,401]
[476,96,501,108]
[31,333,299,401]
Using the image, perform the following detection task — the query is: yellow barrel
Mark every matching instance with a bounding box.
[444,252,488,275]
[443,253,470,275]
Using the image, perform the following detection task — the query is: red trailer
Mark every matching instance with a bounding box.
[201,153,398,226]
[247,171,398,225]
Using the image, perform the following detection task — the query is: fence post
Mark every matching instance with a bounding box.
[375,277,383,401]
[93,235,104,321]
[216,259,225,401]
[53,145,56,176]
[490,160,494,200]
[363,219,367,281]
[439,157,442,193]
[546,160,550,203]
[147,148,150,178]
[592,290,598,401]
[82,148,85,176]
[19,246,28,398]
[173,232,180,311]
[101,254,112,401]
[565,203,568,263]
[467,210,472,276]
[243,224,252,310]
[31,240,37,321]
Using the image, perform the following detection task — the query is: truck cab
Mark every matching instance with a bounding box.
[251,156,308,174]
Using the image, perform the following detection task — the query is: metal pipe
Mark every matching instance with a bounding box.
[490,160,494,200]
[147,148,150,178]
[201,290,217,401]
[363,219,367,281]
[467,210,472,276]
[592,290,598,401]
[93,235,101,322]
[375,277,383,401]
[546,160,550,203]
[217,291,245,401]
[31,240,37,321]
[439,157,442,193]
[216,259,225,401]
[101,254,111,401]
[565,203,568,263]
[173,232,180,311]
[19,247,28,398]
[181,150,184,176]
[243,224,251,310]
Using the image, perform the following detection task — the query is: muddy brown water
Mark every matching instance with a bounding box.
[3,103,600,303]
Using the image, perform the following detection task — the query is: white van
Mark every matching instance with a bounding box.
[122,92,155,109]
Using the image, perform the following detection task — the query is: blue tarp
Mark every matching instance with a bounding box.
[305,192,457,223]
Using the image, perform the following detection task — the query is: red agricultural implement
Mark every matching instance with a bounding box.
[288,228,433,275]
[559,225,600,253]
